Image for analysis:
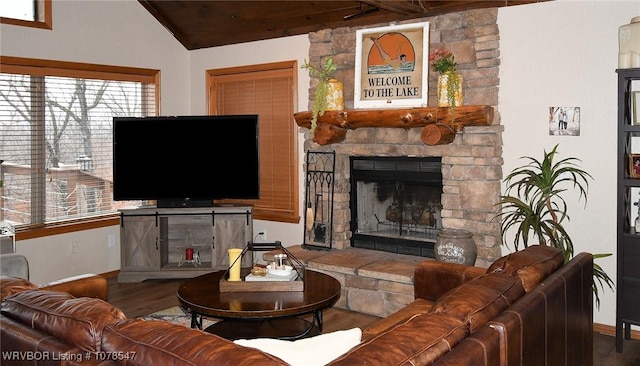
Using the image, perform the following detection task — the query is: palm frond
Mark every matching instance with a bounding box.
[496,144,612,308]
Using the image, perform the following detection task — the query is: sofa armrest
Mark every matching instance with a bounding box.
[414,261,486,301]
[41,274,108,301]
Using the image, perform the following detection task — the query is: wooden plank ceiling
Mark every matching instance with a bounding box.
[139,0,549,50]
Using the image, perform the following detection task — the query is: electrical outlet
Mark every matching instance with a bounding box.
[257,230,267,241]
[69,241,79,254]
[108,235,116,248]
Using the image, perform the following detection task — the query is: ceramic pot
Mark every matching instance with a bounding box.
[434,229,477,265]
[325,79,344,111]
[437,72,463,107]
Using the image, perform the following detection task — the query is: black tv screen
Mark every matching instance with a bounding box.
[113,115,259,207]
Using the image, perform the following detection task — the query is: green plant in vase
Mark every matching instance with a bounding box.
[495,144,614,308]
[301,56,338,132]
[429,48,462,108]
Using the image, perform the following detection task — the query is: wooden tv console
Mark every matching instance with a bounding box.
[117,205,253,282]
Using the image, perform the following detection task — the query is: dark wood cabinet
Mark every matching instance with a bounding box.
[616,68,640,353]
[118,206,253,282]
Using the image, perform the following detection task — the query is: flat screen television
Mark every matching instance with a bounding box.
[113,115,259,208]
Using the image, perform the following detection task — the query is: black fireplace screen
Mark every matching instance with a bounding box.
[350,156,443,258]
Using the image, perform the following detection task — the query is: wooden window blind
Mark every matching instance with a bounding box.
[207,61,299,223]
[0,57,159,229]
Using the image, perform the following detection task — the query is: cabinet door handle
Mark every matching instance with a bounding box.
[156,237,159,250]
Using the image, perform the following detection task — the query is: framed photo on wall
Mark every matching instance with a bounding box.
[629,154,640,178]
[548,106,580,136]
[354,22,429,109]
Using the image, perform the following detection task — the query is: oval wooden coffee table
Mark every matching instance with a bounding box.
[177,269,341,340]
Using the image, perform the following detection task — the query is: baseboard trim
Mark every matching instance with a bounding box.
[101,270,119,279]
[594,323,640,340]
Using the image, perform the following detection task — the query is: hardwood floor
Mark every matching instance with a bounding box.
[107,277,640,365]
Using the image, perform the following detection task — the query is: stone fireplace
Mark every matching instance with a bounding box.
[301,9,504,266]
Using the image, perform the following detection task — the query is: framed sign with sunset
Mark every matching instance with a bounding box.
[354,22,429,109]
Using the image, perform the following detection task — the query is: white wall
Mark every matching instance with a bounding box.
[188,36,311,247]
[2,0,638,328]
[498,0,640,327]
[0,0,191,284]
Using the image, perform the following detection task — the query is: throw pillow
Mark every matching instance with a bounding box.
[234,327,362,366]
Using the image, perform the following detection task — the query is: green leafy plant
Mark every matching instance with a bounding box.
[301,57,337,132]
[429,48,461,108]
[429,48,457,74]
[496,144,614,308]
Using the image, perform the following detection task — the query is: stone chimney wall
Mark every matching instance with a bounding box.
[302,9,504,266]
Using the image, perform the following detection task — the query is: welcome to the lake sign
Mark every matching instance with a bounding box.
[354,22,430,109]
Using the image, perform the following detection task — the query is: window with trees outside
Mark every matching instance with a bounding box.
[207,61,299,223]
[0,57,159,236]
[0,0,52,30]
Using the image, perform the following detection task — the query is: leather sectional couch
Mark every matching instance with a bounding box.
[0,244,593,365]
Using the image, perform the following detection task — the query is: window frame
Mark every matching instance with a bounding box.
[206,61,299,223]
[0,56,160,240]
[0,0,52,30]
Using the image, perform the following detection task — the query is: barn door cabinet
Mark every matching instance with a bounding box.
[118,205,252,282]
[616,68,640,352]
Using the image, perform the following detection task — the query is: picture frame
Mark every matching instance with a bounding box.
[633,91,640,126]
[548,106,580,136]
[354,22,429,109]
[629,154,640,178]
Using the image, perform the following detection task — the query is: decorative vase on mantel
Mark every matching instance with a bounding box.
[325,78,344,111]
[437,71,463,108]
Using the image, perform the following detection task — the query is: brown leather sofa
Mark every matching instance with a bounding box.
[0,245,592,365]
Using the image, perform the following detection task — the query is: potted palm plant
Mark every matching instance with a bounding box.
[496,144,614,308]
[301,56,343,132]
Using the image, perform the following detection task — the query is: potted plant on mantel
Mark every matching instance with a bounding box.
[301,56,344,133]
[496,144,614,308]
[429,48,463,108]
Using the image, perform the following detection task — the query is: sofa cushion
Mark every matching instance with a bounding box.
[0,276,38,300]
[42,274,108,301]
[414,261,486,301]
[234,327,362,366]
[101,318,288,366]
[328,312,467,365]
[429,273,525,333]
[486,244,564,291]
[362,298,434,341]
[0,290,126,352]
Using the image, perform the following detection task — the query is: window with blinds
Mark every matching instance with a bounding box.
[0,0,51,30]
[0,57,158,228]
[207,61,299,223]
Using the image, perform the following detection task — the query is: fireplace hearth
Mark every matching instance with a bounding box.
[350,156,443,258]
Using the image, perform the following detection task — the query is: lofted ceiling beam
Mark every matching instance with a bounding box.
[360,0,428,15]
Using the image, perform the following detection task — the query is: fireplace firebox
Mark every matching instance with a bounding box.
[350,156,443,258]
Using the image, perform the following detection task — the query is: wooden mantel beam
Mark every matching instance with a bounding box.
[293,105,494,146]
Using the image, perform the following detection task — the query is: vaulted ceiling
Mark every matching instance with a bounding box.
[139,1,549,50]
